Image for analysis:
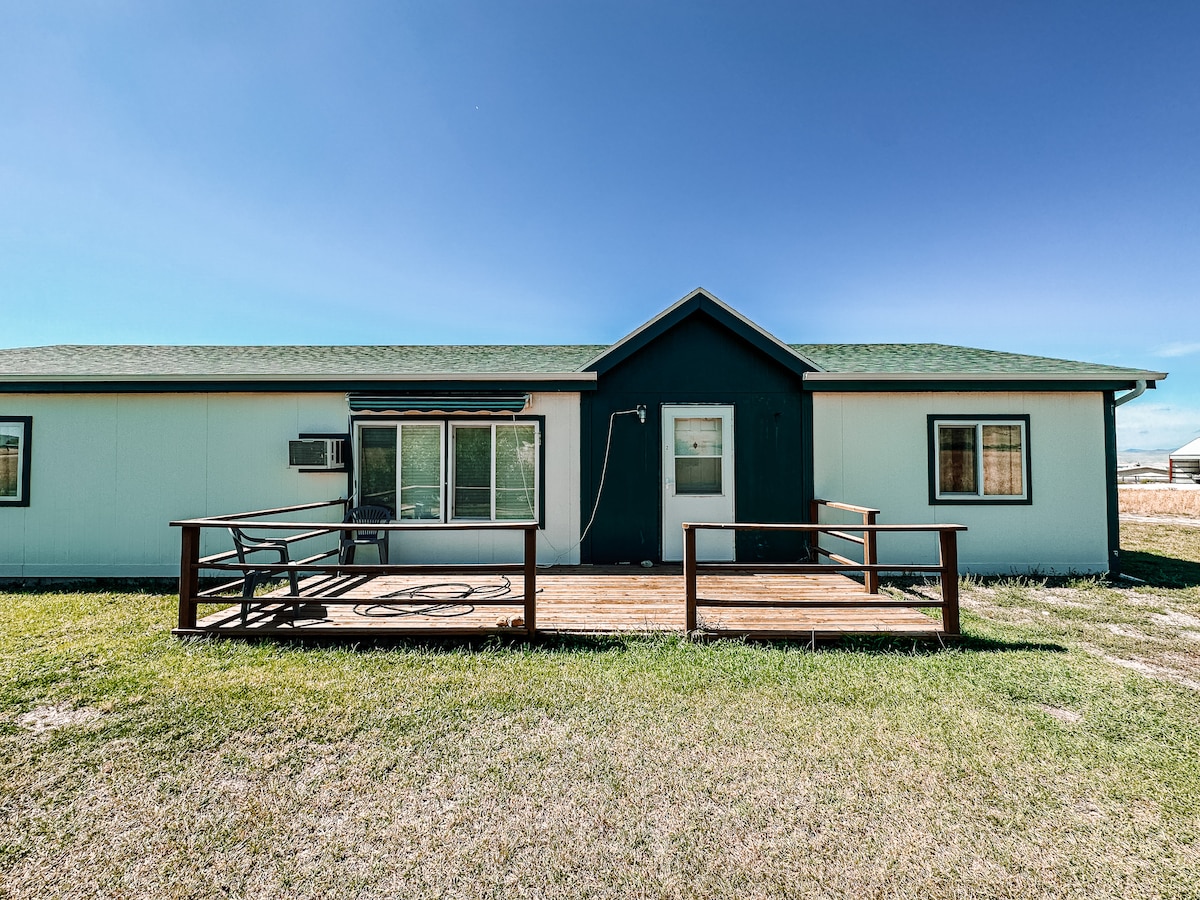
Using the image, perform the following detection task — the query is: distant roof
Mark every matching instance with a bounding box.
[1172,437,1200,458]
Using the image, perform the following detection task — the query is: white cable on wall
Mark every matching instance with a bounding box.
[536,406,645,566]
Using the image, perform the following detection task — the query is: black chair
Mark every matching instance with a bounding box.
[229,527,300,624]
[339,505,392,564]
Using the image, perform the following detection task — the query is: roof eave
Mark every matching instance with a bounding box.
[802,371,1166,393]
[0,371,598,384]
[803,371,1167,383]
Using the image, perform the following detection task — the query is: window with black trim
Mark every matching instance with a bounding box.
[0,417,32,507]
[354,419,540,522]
[929,415,1030,504]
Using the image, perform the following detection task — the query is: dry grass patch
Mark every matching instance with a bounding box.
[1119,484,1200,518]
[952,577,1200,691]
[13,702,103,734]
[888,522,1200,695]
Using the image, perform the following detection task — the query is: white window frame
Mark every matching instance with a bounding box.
[930,416,1031,504]
[398,421,445,520]
[354,418,541,524]
[449,422,540,522]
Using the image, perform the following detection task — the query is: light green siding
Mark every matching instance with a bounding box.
[812,391,1110,574]
[0,392,350,577]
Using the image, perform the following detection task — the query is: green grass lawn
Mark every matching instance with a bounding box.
[2,524,1199,899]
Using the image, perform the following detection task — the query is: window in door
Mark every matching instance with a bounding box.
[673,417,723,495]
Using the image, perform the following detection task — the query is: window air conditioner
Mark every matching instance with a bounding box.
[288,438,345,469]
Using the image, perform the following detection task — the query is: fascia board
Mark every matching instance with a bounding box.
[803,371,1168,383]
[0,372,598,384]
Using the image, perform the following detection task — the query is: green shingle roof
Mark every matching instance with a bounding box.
[792,343,1157,378]
[0,340,1162,382]
[0,344,607,378]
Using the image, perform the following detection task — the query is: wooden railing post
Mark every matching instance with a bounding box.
[809,499,820,562]
[524,525,537,636]
[178,524,201,630]
[684,525,698,632]
[864,509,879,594]
[938,528,960,635]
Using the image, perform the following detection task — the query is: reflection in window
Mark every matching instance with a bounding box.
[453,425,493,519]
[359,426,397,513]
[982,424,1024,496]
[400,424,443,519]
[494,424,537,520]
[0,418,31,506]
[937,425,977,494]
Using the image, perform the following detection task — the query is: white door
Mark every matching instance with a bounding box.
[661,405,735,562]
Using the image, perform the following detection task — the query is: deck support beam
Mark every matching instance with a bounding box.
[684,525,698,632]
[524,525,537,636]
[178,524,200,630]
[939,529,960,635]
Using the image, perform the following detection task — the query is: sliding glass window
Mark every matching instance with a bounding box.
[356,420,538,523]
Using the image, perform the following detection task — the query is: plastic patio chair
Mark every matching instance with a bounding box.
[339,505,392,565]
[229,526,300,624]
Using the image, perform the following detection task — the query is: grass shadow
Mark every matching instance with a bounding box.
[1120,551,1200,588]
[751,632,1067,655]
[177,629,1068,656]
[0,578,178,595]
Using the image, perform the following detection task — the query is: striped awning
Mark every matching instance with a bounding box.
[347,392,529,413]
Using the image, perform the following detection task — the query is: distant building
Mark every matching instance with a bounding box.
[1169,438,1200,483]
[1116,464,1170,483]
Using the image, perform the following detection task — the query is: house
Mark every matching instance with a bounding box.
[1168,437,1200,484]
[0,289,1166,579]
[1116,464,1170,483]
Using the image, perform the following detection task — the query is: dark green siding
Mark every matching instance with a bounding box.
[581,311,812,563]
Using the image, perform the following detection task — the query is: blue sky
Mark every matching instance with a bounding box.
[2,2,1197,452]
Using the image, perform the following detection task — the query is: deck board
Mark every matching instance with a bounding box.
[179,569,945,640]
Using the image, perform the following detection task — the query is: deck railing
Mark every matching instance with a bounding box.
[810,498,881,593]
[172,499,539,636]
[683,521,966,635]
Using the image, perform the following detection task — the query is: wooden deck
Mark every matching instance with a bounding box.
[176,568,946,641]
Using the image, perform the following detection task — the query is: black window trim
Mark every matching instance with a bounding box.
[0,415,32,507]
[927,414,1032,506]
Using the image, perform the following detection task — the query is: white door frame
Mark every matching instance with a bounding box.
[661,404,735,562]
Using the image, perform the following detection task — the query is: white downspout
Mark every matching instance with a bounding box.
[1114,380,1147,407]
